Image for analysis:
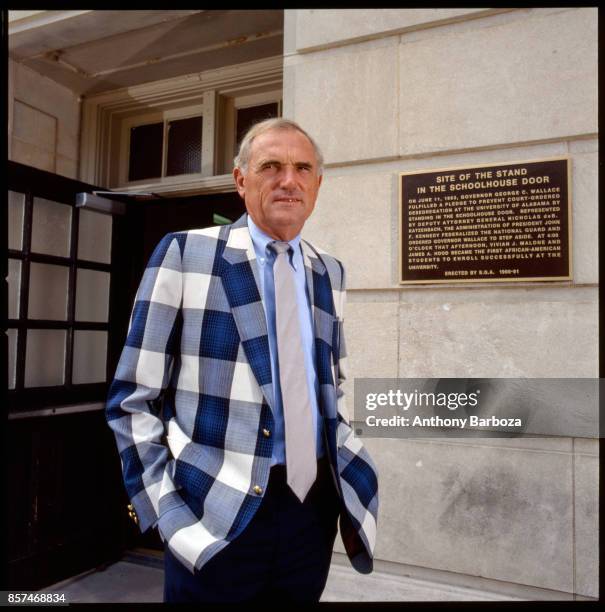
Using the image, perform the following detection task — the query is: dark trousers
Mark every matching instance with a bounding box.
[163,457,341,603]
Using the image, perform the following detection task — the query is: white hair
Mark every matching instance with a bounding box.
[234,117,324,175]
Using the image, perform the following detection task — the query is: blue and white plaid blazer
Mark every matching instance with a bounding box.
[106,213,378,574]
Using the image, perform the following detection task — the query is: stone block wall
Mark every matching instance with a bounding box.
[284,8,598,597]
[9,58,81,178]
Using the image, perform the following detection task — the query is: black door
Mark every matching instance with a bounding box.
[6,161,130,590]
[125,191,245,303]
[6,159,245,587]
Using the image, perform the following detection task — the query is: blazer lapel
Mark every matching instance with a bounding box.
[301,239,336,393]
[220,215,275,412]
[218,218,336,418]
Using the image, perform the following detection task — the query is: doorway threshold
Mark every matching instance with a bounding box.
[122,547,164,570]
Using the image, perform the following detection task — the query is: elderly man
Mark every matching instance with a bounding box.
[106,118,378,603]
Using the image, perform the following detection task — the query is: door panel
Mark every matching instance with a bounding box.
[7,413,127,590]
[138,191,245,273]
[6,160,246,582]
[6,162,130,589]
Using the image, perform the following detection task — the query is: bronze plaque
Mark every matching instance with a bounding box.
[399,158,571,284]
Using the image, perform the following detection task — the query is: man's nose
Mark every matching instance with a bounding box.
[279,165,297,189]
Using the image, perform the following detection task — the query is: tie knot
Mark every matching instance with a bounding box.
[269,241,292,256]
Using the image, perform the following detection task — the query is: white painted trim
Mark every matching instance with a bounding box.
[80,55,282,188]
[233,90,281,110]
[8,10,92,34]
[84,56,282,108]
[202,90,217,177]
[112,174,236,197]
[118,104,205,186]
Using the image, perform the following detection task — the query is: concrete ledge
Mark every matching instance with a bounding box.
[330,553,597,601]
[323,563,520,601]
[40,552,595,602]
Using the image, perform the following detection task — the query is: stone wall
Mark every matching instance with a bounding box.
[9,58,81,178]
[284,8,598,597]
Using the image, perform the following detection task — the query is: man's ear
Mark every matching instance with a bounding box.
[233,167,246,199]
[317,173,323,189]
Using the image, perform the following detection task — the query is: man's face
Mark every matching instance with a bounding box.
[233,128,323,241]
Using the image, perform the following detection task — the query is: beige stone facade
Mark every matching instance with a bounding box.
[285,7,598,598]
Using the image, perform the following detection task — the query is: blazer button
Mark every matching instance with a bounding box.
[127,504,139,525]
[253,485,263,495]
[262,428,271,437]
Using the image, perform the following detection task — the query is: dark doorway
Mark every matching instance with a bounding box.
[134,192,245,285]
[7,161,130,590]
[6,159,245,588]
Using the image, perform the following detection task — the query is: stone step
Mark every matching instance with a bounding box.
[40,552,527,603]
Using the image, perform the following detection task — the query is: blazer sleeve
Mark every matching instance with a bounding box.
[334,262,379,574]
[105,233,183,532]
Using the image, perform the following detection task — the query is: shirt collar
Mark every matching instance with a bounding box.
[247,214,302,269]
